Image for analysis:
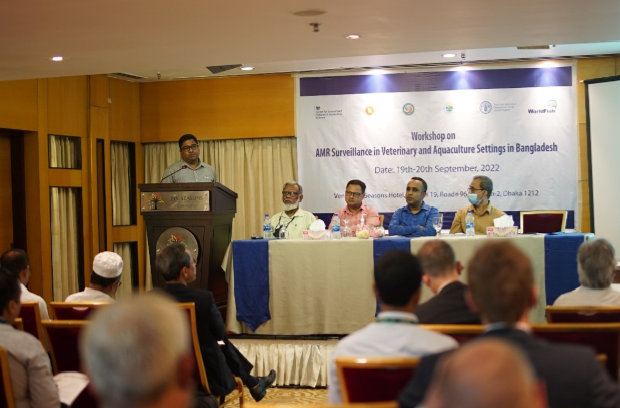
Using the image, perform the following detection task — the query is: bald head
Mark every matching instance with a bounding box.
[424,339,547,408]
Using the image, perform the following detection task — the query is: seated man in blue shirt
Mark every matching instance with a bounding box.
[388,177,438,237]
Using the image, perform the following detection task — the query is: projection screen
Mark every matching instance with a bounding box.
[585,75,620,253]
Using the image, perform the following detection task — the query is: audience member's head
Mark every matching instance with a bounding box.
[467,241,535,323]
[417,240,461,293]
[423,338,547,408]
[81,293,193,408]
[577,239,616,289]
[156,243,194,283]
[1,248,30,284]
[0,267,21,323]
[90,251,123,296]
[374,250,422,310]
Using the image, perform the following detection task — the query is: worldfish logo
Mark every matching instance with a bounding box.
[402,103,415,115]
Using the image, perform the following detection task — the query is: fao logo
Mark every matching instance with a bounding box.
[480,101,492,114]
[402,103,415,116]
[365,106,375,115]
[444,103,454,114]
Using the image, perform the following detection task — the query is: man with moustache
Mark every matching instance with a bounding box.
[333,179,380,232]
[270,181,315,238]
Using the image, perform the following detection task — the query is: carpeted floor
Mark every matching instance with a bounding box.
[223,387,327,407]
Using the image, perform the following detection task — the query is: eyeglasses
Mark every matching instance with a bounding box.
[467,186,484,193]
[345,191,362,198]
[181,144,199,152]
[282,191,300,197]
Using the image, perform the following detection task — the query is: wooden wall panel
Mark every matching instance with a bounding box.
[47,76,88,137]
[110,78,140,142]
[0,79,38,131]
[140,74,294,142]
[90,75,109,108]
[0,136,13,251]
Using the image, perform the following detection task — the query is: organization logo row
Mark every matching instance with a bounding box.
[315,100,558,118]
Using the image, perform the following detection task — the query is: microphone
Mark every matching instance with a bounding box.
[160,165,187,182]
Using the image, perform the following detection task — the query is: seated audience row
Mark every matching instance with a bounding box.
[396,241,620,408]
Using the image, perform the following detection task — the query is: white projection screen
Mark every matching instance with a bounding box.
[585,76,620,253]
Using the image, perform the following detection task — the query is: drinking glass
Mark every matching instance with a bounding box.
[432,215,443,237]
[342,219,353,238]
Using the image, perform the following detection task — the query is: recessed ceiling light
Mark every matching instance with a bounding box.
[345,34,361,40]
[443,53,456,58]
[241,66,254,71]
[50,56,64,62]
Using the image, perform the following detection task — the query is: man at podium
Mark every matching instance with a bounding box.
[161,134,217,183]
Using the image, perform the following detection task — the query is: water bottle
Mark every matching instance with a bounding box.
[332,213,341,239]
[263,214,272,239]
[465,211,475,237]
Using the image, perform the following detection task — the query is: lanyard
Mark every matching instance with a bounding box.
[376,317,417,325]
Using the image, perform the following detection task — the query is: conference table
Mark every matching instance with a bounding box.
[225,233,592,335]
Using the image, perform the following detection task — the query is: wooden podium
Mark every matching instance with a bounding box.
[139,182,237,306]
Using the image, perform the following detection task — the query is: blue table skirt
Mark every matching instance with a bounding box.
[231,234,588,331]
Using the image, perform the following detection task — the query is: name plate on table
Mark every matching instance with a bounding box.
[141,191,210,212]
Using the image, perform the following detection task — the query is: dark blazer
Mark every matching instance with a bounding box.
[398,327,620,408]
[415,281,481,325]
[163,284,253,396]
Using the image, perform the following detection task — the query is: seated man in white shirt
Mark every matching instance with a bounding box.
[1,249,50,320]
[327,251,458,404]
[65,251,123,303]
[554,239,620,306]
[270,181,315,238]
[0,268,60,408]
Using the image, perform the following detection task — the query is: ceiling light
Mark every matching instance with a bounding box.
[50,56,64,62]
[345,34,361,40]
[443,53,456,58]
[241,66,254,71]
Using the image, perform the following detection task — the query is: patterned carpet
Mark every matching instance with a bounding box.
[223,387,328,407]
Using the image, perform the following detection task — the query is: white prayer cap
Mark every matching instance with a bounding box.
[93,252,123,278]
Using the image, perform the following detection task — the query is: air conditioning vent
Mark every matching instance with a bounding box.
[108,72,147,81]
[206,64,242,74]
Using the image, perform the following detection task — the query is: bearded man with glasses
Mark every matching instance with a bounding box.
[270,181,315,238]
[161,134,217,183]
[449,175,505,235]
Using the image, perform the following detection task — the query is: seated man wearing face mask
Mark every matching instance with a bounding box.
[450,175,505,235]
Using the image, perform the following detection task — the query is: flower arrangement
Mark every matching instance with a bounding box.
[168,234,187,247]
[149,193,164,203]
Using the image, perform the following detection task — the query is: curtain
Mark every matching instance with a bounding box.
[111,142,131,225]
[143,137,297,285]
[112,243,134,298]
[50,187,79,301]
[49,135,78,168]
[111,142,134,296]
